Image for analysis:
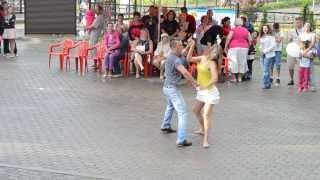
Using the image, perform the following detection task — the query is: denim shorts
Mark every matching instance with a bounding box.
[272,51,282,68]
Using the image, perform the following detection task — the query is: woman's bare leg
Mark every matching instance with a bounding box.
[9,39,16,56]
[192,100,205,135]
[160,60,165,79]
[203,103,213,148]
[134,53,143,78]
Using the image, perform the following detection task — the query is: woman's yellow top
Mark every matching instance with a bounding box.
[197,57,214,89]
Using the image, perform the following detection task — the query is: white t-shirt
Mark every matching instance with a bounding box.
[299,50,312,68]
[274,31,284,51]
[260,35,276,58]
[290,28,303,43]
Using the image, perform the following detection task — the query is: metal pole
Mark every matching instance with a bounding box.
[313,0,315,10]
[236,2,239,18]
[184,0,186,7]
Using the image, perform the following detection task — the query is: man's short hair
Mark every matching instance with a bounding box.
[97,4,103,11]
[170,38,182,49]
[118,13,124,17]
[295,16,303,21]
[133,11,141,17]
[180,7,187,12]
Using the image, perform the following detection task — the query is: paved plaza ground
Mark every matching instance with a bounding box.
[0,37,319,180]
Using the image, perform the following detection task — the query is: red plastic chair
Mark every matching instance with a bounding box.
[66,40,89,74]
[142,53,154,78]
[48,39,74,71]
[86,41,106,73]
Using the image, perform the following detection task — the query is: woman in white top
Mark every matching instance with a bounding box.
[152,33,171,80]
[299,22,317,91]
[259,25,276,89]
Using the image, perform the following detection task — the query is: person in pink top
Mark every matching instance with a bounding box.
[104,23,121,78]
[85,8,95,33]
[224,18,252,82]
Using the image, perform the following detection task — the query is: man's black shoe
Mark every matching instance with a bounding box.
[177,140,192,147]
[161,127,176,134]
[288,80,294,86]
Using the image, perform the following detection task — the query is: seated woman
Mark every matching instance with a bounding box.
[131,28,153,79]
[104,23,121,78]
[153,33,171,80]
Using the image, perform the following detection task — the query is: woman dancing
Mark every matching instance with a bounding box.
[187,39,220,148]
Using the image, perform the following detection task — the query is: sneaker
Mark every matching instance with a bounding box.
[275,79,280,86]
[177,140,192,148]
[288,80,294,86]
[161,127,176,134]
[112,74,123,78]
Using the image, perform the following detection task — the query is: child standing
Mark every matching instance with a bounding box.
[298,40,313,93]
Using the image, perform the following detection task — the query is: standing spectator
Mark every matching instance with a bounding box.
[196,15,210,55]
[142,6,158,49]
[271,23,284,86]
[287,17,304,86]
[221,16,231,50]
[131,28,153,79]
[179,13,193,37]
[86,4,104,55]
[180,7,196,34]
[161,10,179,37]
[85,8,95,35]
[259,25,276,89]
[114,13,129,77]
[153,33,171,80]
[299,22,317,91]
[3,6,16,58]
[79,0,89,23]
[298,40,313,93]
[128,12,144,41]
[241,16,254,33]
[224,18,251,82]
[244,30,258,81]
[206,9,218,25]
[103,23,121,78]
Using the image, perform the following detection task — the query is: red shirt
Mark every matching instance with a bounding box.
[222,25,231,36]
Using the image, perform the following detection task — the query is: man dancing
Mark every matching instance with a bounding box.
[161,38,198,148]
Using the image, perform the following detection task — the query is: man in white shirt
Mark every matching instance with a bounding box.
[287,17,304,86]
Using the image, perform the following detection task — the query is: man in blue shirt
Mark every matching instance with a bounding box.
[161,38,198,147]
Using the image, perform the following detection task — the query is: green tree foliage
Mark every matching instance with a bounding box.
[300,0,316,30]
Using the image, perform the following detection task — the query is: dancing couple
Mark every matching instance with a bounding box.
[160,38,220,148]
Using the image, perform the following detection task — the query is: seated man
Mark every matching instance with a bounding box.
[153,33,171,80]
